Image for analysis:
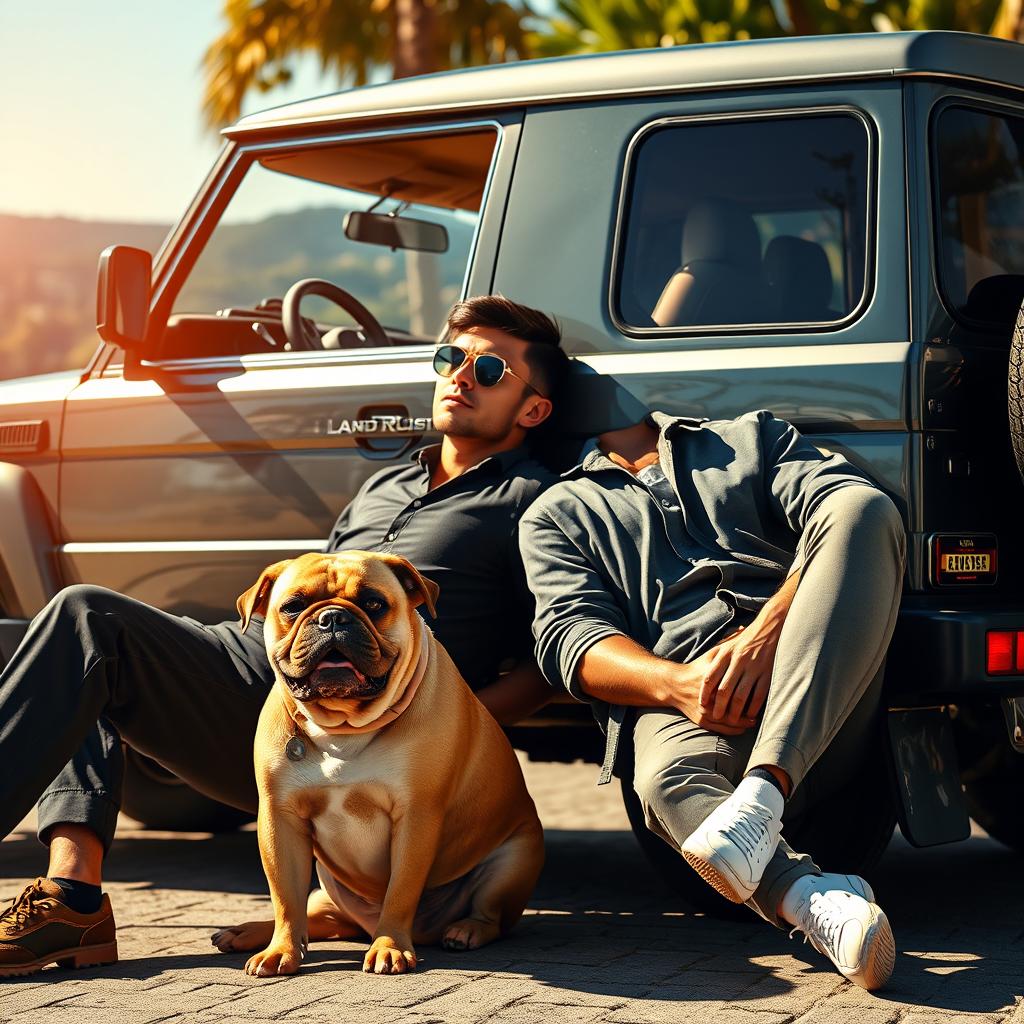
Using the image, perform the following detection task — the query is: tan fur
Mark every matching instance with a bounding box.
[237,551,544,978]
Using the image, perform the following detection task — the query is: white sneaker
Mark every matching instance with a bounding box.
[785,874,895,991]
[680,779,784,903]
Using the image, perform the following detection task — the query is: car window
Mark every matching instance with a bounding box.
[614,112,871,331]
[933,104,1024,324]
[165,128,496,356]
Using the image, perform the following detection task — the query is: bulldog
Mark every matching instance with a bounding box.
[212,550,545,977]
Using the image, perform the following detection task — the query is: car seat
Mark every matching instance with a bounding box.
[763,235,840,322]
[651,197,766,327]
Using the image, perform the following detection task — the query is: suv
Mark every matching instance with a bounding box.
[2,30,1023,906]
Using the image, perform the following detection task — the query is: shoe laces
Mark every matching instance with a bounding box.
[720,801,774,858]
[0,879,51,929]
[788,891,844,954]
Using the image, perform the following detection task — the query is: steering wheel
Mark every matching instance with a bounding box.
[282,278,389,351]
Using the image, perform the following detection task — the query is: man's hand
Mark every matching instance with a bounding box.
[661,645,757,736]
[693,569,802,730]
[575,569,801,735]
[692,625,774,729]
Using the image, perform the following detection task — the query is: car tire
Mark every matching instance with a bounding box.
[619,776,750,918]
[619,750,895,916]
[963,757,1024,853]
[121,747,255,833]
[1010,297,1024,486]
[959,719,1024,854]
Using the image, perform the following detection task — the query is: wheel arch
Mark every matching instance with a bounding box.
[0,461,61,618]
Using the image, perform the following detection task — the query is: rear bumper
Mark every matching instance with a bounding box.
[886,601,1024,701]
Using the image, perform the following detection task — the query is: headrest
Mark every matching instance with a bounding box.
[764,235,833,310]
[681,197,761,272]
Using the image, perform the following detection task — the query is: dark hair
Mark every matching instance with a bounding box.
[441,294,568,401]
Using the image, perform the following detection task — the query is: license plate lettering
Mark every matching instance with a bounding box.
[941,553,991,573]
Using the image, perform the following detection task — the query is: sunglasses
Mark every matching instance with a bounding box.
[432,344,546,399]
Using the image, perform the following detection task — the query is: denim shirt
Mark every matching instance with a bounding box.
[519,409,877,784]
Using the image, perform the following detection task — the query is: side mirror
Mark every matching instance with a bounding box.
[343,210,448,254]
[96,245,152,348]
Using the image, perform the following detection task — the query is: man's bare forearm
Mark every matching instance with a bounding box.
[574,634,687,707]
[475,659,553,726]
[575,567,804,733]
[756,567,801,636]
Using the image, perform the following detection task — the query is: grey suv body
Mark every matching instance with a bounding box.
[2,30,1023,899]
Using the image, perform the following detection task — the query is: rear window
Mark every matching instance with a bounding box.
[614,112,872,332]
[933,104,1024,324]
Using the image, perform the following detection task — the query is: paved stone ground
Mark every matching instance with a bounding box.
[1,755,1021,1024]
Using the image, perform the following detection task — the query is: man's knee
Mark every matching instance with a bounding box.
[810,487,905,560]
[36,586,145,655]
[45,584,124,625]
[632,749,722,828]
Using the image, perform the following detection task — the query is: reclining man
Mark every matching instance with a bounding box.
[0,294,568,977]
[521,407,905,991]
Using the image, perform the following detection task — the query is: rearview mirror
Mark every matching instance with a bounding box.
[343,211,448,254]
[96,245,152,348]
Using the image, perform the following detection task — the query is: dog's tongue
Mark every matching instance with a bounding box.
[315,657,365,681]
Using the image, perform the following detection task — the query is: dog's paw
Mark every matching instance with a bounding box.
[363,936,417,975]
[244,943,304,977]
[212,920,274,953]
[441,917,500,951]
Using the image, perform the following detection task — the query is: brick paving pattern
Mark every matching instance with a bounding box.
[1,756,1021,1023]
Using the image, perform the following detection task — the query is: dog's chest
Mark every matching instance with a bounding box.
[287,736,397,888]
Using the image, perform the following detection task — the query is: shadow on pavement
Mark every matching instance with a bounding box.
[1,824,1020,1011]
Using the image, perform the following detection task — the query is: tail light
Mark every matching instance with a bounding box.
[987,631,1017,675]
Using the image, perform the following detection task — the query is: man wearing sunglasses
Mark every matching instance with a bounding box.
[0,294,566,977]
[521,408,905,991]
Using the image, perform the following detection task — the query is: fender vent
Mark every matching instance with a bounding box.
[0,419,47,453]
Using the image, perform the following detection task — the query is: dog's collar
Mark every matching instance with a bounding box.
[288,616,430,745]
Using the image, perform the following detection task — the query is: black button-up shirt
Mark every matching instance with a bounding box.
[324,444,555,691]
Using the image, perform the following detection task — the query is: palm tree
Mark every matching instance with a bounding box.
[202,0,535,131]
[527,0,784,55]
[529,0,1019,55]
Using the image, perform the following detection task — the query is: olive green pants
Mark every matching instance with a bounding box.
[631,486,906,926]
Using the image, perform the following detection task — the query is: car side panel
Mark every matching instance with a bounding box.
[494,80,913,565]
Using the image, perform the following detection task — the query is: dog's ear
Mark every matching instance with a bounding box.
[237,559,293,633]
[380,555,440,619]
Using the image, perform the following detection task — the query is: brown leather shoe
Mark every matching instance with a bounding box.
[0,878,117,977]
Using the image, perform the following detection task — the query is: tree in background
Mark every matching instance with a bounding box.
[528,0,1022,54]
[202,0,534,130]
[203,0,1024,126]
[528,0,784,54]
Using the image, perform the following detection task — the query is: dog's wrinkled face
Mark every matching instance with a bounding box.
[237,551,439,727]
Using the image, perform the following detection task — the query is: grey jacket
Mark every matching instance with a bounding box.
[519,410,878,783]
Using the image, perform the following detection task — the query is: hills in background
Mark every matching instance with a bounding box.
[0,215,169,380]
[0,208,473,381]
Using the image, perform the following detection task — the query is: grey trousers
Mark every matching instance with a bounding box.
[631,486,906,926]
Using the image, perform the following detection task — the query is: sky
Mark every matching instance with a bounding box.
[0,1,458,224]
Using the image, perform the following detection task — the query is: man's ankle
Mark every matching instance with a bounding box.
[49,877,103,915]
[46,824,104,887]
[746,764,791,800]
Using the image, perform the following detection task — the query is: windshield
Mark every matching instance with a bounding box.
[172,129,496,340]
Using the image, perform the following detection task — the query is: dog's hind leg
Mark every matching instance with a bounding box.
[441,819,544,952]
[212,888,364,953]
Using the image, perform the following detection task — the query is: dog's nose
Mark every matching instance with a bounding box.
[316,606,352,632]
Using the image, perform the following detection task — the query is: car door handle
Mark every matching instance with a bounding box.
[352,404,425,460]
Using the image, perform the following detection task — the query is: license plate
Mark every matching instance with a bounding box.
[931,533,998,586]
[941,552,991,573]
